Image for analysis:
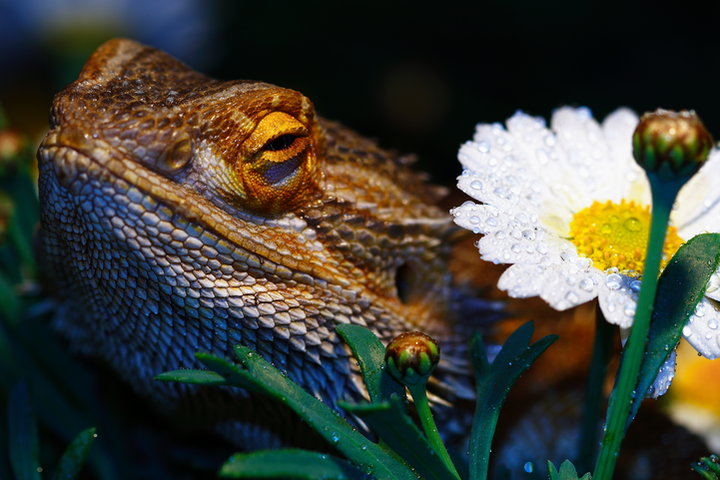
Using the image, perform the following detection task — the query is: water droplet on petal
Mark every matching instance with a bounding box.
[471,180,483,190]
[580,277,595,292]
[476,140,491,153]
[565,291,579,304]
[605,274,622,290]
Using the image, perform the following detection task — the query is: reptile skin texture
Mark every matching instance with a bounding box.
[36,38,496,447]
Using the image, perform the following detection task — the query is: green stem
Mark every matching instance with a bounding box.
[577,304,614,471]
[593,179,681,480]
[407,383,460,480]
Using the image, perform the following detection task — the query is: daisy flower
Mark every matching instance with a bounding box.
[451,107,720,361]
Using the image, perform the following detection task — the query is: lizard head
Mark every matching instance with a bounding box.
[37,39,493,445]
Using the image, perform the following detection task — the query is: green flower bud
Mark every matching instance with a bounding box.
[632,109,713,181]
[385,331,440,386]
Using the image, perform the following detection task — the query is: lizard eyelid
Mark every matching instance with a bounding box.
[263,133,303,152]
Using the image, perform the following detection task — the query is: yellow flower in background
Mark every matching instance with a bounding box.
[451,107,720,361]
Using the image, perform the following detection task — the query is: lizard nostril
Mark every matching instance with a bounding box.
[394,263,414,304]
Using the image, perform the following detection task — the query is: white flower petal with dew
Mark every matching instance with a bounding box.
[451,107,720,361]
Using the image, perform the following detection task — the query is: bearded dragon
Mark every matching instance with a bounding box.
[36,38,496,447]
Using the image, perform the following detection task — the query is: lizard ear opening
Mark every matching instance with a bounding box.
[237,111,317,213]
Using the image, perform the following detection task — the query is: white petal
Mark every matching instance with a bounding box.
[647,349,676,398]
[497,262,552,299]
[597,273,641,329]
[549,107,614,205]
[676,150,720,237]
[683,298,720,358]
[601,109,648,204]
[498,257,602,311]
[451,201,503,235]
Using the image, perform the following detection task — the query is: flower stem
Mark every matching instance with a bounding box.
[577,304,614,471]
[593,179,680,480]
[407,383,460,480]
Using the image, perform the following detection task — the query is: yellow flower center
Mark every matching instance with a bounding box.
[569,199,684,277]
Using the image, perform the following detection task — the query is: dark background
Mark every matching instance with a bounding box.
[2,0,719,187]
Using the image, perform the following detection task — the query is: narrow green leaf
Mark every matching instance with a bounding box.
[491,320,534,369]
[547,460,592,480]
[631,233,720,422]
[0,272,20,323]
[52,427,97,480]
[468,323,557,480]
[8,382,41,480]
[219,449,370,479]
[155,369,226,385]
[335,324,405,403]
[162,346,418,480]
[692,454,720,479]
[229,345,419,480]
[341,396,457,480]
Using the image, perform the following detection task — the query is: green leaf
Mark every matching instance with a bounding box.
[219,449,370,479]
[52,427,97,480]
[229,345,419,480]
[0,272,20,324]
[8,382,41,480]
[340,396,457,480]
[468,322,557,480]
[630,233,720,423]
[547,460,592,479]
[335,324,405,403]
[160,346,419,480]
[692,454,720,479]
[156,368,227,385]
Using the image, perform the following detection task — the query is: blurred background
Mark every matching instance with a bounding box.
[3,0,720,186]
[2,0,720,478]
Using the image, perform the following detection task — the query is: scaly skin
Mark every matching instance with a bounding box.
[36,39,494,447]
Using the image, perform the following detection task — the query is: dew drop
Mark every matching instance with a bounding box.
[511,243,522,254]
[580,277,595,292]
[486,216,499,227]
[470,180,483,190]
[624,217,641,232]
[565,291,579,304]
[709,319,718,330]
[683,325,692,337]
[522,229,536,240]
[476,140,491,153]
[469,215,480,225]
[524,461,535,473]
[605,274,622,290]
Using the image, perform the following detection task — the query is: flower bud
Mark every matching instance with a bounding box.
[385,331,440,386]
[632,109,713,181]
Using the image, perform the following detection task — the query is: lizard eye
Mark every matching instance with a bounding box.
[237,111,317,212]
[263,133,299,152]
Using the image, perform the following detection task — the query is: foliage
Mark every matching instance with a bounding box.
[159,322,556,479]
[692,454,720,479]
[546,460,591,480]
[7,382,96,480]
